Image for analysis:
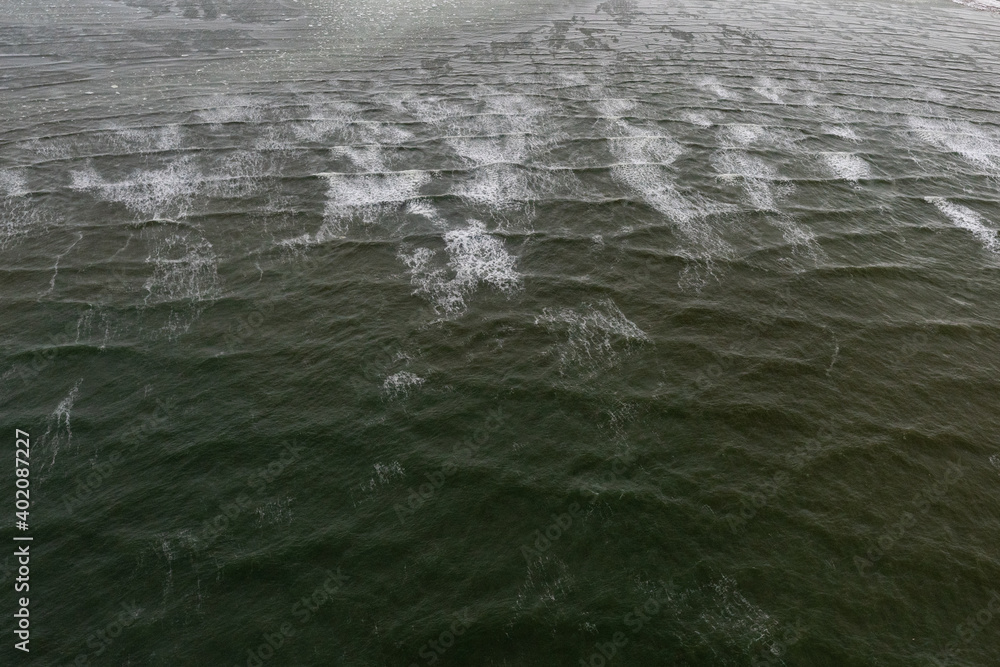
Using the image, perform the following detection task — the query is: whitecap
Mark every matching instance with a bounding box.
[535,299,648,370]
[925,196,999,253]
[907,116,1000,173]
[383,371,425,397]
[399,220,521,316]
[607,120,685,166]
[821,152,872,183]
[454,163,532,210]
[312,170,431,238]
[70,158,202,218]
[143,232,221,304]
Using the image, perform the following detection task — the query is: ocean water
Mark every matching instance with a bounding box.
[2,0,1000,665]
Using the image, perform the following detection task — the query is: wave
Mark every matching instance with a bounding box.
[925,196,999,253]
[820,152,872,183]
[535,298,648,372]
[399,219,521,317]
[952,0,1000,12]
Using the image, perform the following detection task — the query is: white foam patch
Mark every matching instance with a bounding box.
[348,122,414,146]
[20,138,72,161]
[482,90,547,118]
[454,164,532,209]
[205,151,268,199]
[712,151,783,211]
[1,169,51,250]
[253,127,296,152]
[953,0,1000,11]
[821,152,872,182]
[822,124,861,142]
[70,158,201,218]
[444,221,521,292]
[593,98,637,118]
[535,299,648,370]
[332,145,390,172]
[611,164,735,252]
[926,197,999,253]
[907,116,1000,173]
[751,77,788,104]
[607,120,684,166]
[309,170,430,239]
[719,124,768,147]
[143,232,221,304]
[291,100,361,142]
[697,76,741,101]
[0,169,29,197]
[405,96,468,124]
[196,94,263,125]
[107,125,183,154]
[383,371,425,397]
[681,111,715,128]
[400,220,521,316]
[450,135,533,166]
[406,199,447,227]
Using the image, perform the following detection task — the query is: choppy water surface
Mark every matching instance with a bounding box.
[3,0,1000,665]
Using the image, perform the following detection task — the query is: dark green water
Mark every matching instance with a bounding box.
[3,0,1000,665]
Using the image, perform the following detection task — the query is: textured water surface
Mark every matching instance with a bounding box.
[2,0,1000,665]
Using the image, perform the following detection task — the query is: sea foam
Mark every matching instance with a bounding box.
[926,196,999,253]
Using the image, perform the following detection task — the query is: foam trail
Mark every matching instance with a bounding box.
[822,125,861,142]
[291,99,361,142]
[0,169,29,197]
[454,164,532,210]
[926,197,999,253]
[681,111,715,128]
[107,125,183,153]
[719,124,769,147]
[612,164,734,254]
[43,380,81,470]
[606,120,733,249]
[593,97,636,119]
